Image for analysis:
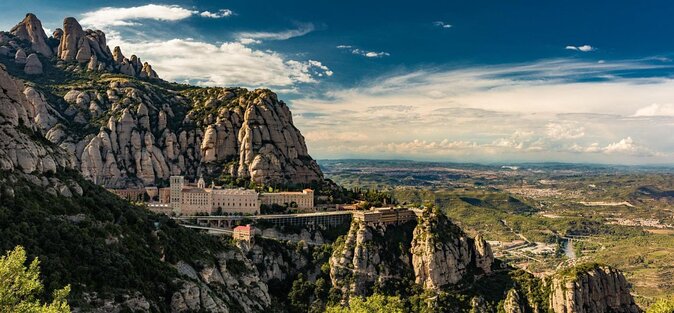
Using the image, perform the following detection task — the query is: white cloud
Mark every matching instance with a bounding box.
[336,45,389,58]
[80,5,236,28]
[235,23,315,42]
[571,137,660,157]
[199,9,234,18]
[108,37,332,88]
[293,59,673,163]
[546,123,585,140]
[565,45,595,52]
[80,4,197,27]
[433,21,452,29]
[633,103,674,117]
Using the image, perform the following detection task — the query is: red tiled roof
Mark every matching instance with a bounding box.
[233,225,251,232]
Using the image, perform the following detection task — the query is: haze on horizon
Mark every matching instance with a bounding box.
[1,0,673,165]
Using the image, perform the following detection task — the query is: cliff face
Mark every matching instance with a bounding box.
[0,64,71,177]
[329,221,416,297]
[549,264,641,313]
[410,208,494,290]
[0,14,322,187]
[329,209,495,300]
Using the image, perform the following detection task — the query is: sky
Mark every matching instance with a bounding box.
[1,0,674,165]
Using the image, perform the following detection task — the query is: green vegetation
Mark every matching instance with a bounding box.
[0,170,235,310]
[0,246,70,313]
[325,294,406,313]
[647,297,674,313]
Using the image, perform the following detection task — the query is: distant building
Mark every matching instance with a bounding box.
[158,187,171,203]
[170,176,184,214]
[260,189,314,211]
[107,188,147,202]
[233,224,257,242]
[169,176,260,216]
[352,207,417,225]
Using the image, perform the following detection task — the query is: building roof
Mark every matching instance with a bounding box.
[233,225,251,232]
[182,187,208,193]
[261,189,313,196]
[210,188,258,195]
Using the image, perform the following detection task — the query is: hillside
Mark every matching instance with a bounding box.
[1,14,322,188]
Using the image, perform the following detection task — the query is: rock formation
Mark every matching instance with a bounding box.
[549,264,641,313]
[410,208,493,290]
[504,289,526,313]
[329,221,415,297]
[10,13,53,57]
[0,64,70,175]
[0,14,320,187]
[24,53,43,74]
[43,83,321,187]
[15,48,27,64]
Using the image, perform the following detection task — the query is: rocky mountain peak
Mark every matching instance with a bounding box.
[10,13,52,57]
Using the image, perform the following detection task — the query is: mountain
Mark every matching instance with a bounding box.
[1,13,322,188]
[0,12,644,313]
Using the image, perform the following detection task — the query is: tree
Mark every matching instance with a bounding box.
[0,246,71,313]
[325,294,405,313]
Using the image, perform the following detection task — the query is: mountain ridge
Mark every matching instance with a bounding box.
[1,13,323,188]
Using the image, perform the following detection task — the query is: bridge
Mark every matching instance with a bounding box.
[174,210,353,229]
[180,224,324,246]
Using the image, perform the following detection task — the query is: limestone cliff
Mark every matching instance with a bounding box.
[0,64,70,176]
[549,264,641,313]
[329,221,416,297]
[410,208,494,290]
[0,14,322,187]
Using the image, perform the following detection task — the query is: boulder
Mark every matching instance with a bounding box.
[24,53,43,75]
[15,48,27,64]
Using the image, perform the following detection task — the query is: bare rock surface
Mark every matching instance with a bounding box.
[10,13,53,57]
[549,264,641,313]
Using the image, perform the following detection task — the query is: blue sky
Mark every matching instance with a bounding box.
[2,1,674,164]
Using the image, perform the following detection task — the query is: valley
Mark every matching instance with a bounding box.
[320,159,674,306]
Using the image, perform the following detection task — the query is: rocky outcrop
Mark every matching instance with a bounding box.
[44,82,321,187]
[329,220,415,298]
[0,64,70,174]
[10,13,53,57]
[410,208,493,290]
[504,289,526,313]
[549,264,641,313]
[58,17,89,62]
[15,48,27,64]
[24,53,43,74]
[170,251,271,313]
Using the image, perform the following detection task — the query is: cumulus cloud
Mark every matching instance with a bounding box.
[109,37,331,87]
[565,45,595,52]
[546,123,585,140]
[336,45,390,58]
[633,103,674,117]
[293,58,673,162]
[235,23,315,42]
[80,5,236,28]
[571,137,659,157]
[199,9,234,18]
[80,4,196,27]
[433,21,452,28]
[80,5,329,88]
